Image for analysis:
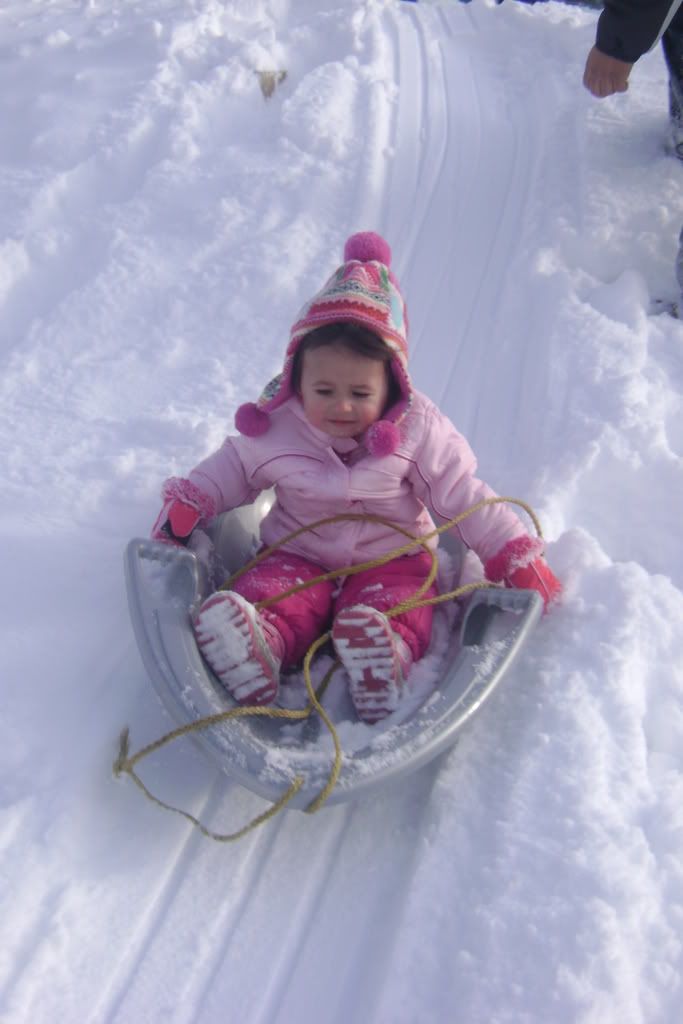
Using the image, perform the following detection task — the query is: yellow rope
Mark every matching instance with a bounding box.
[114,496,543,840]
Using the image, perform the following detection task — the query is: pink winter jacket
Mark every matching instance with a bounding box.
[185,390,529,572]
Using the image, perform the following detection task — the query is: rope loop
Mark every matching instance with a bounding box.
[116,497,543,841]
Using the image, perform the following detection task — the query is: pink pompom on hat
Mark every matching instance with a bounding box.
[234,231,412,457]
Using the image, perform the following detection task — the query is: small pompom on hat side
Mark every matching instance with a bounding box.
[234,231,413,456]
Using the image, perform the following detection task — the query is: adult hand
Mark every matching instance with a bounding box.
[583,46,632,98]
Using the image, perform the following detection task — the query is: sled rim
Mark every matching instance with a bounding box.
[124,533,542,809]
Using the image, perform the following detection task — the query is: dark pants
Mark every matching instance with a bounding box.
[662,6,683,133]
[661,7,683,307]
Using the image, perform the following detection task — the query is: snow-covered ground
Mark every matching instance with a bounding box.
[2,0,683,1020]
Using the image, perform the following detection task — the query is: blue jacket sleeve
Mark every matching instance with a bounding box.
[596,0,683,64]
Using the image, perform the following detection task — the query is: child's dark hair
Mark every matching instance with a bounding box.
[291,322,399,405]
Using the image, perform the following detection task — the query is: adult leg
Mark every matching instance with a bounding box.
[662,13,683,313]
[662,9,683,157]
[675,223,683,315]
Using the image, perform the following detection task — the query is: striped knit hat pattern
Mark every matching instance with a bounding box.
[234,231,412,456]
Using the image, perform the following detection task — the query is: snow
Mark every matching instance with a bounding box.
[2,0,683,1020]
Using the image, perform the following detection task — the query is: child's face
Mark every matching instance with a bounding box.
[299,342,390,440]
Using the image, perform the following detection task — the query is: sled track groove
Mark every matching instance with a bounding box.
[385,2,550,462]
[201,805,358,1024]
[91,778,299,1019]
[87,777,285,1023]
[0,887,66,1012]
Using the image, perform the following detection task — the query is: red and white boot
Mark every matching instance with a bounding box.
[332,605,413,724]
[192,591,284,705]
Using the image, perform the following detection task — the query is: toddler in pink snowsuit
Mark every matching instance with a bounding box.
[152,232,561,723]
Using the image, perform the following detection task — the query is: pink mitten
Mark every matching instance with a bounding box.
[151,478,215,546]
[506,558,562,609]
[485,536,561,611]
[152,498,202,544]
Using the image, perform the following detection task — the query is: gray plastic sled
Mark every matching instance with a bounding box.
[124,495,542,810]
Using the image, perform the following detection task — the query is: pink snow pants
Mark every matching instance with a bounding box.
[231,550,438,669]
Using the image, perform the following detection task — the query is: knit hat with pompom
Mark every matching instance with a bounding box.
[234,231,412,457]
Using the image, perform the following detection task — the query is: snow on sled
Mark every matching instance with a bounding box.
[124,494,542,810]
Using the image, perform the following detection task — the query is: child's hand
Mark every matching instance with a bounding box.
[151,478,216,545]
[484,536,561,612]
[152,497,203,545]
[505,558,562,611]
